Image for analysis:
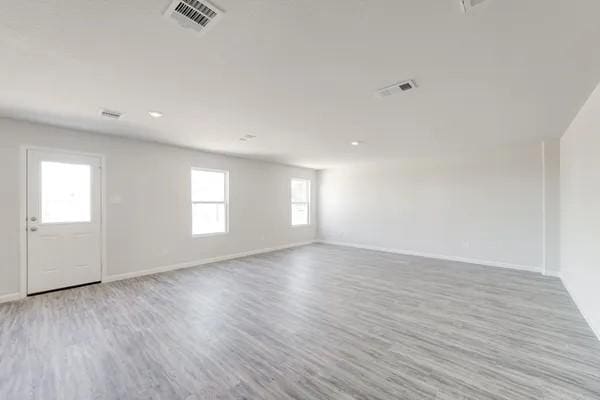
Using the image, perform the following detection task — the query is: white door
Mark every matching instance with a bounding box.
[27,149,102,294]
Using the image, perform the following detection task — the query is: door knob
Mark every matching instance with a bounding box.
[30,217,37,222]
[30,227,38,232]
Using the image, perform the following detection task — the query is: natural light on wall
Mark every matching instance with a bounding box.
[291,178,310,226]
[191,168,228,235]
[41,161,91,223]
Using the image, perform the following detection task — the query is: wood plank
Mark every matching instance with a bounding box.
[1,244,598,399]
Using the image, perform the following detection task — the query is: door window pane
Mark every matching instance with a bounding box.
[41,161,91,223]
[192,203,226,235]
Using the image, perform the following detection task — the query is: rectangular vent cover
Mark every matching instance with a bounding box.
[164,0,224,34]
[377,80,417,97]
[461,0,489,13]
[100,109,123,119]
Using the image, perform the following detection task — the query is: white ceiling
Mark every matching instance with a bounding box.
[1,0,600,169]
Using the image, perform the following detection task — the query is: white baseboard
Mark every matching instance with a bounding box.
[0,292,25,304]
[103,241,315,283]
[317,240,542,273]
[543,270,562,278]
[561,273,600,342]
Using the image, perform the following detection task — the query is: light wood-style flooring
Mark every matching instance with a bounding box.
[1,244,599,399]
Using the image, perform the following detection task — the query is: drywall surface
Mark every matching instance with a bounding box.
[560,83,600,339]
[543,139,561,276]
[318,145,545,271]
[0,118,316,297]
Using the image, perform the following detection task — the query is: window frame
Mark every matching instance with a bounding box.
[191,167,229,237]
[290,178,311,227]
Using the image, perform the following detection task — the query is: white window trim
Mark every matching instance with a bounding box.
[191,167,229,237]
[291,178,311,227]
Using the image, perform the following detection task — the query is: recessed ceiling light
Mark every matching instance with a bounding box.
[148,111,163,118]
[351,141,361,146]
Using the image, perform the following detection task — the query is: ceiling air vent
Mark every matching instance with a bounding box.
[460,0,490,13]
[100,109,123,119]
[163,0,224,34]
[377,80,417,98]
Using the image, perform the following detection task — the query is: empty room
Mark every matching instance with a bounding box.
[1,0,599,399]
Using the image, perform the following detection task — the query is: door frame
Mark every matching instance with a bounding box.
[19,145,107,298]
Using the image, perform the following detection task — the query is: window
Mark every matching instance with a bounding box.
[191,168,228,235]
[291,178,310,226]
[41,161,91,223]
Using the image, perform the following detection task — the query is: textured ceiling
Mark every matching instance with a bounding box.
[1,0,600,168]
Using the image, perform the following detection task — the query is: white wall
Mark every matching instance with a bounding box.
[543,139,561,275]
[0,118,317,298]
[561,83,600,339]
[318,144,549,271]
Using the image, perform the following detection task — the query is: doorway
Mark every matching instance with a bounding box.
[26,149,103,294]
